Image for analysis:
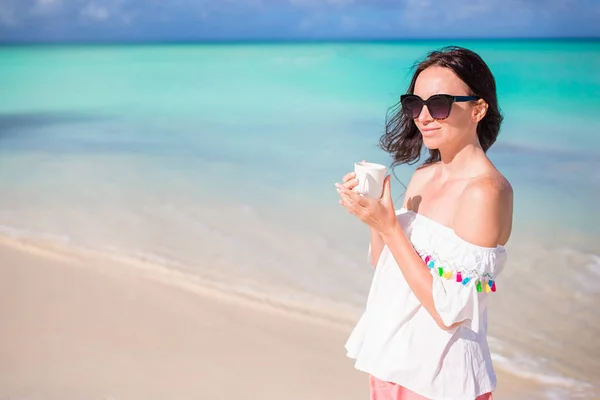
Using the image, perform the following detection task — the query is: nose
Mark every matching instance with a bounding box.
[416,104,434,123]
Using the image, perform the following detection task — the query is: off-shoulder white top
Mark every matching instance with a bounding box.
[345,208,507,400]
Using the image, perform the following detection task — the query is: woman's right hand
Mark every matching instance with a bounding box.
[341,159,365,191]
[342,171,358,191]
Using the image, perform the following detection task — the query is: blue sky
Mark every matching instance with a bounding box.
[0,0,599,42]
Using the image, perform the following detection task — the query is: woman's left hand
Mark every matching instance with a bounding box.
[335,174,399,236]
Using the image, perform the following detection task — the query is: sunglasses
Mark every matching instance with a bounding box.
[400,94,480,120]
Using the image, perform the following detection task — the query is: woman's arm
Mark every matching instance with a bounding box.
[369,228,385,268]
[378,176,512,330]
[370,171,419,268]
[379,224,457,330]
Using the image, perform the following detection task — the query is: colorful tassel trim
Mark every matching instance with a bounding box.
[418,251,497,293]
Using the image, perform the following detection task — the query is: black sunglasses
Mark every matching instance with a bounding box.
[400,94,480,120]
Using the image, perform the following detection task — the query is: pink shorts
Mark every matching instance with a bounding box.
[369,375,493,400]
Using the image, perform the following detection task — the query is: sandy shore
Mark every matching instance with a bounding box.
[0,238,546,400]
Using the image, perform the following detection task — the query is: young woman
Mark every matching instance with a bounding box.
[335,46,513,400]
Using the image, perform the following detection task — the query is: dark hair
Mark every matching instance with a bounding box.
[379,46,503,168]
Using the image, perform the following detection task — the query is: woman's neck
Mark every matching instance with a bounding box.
[437,140,484,181]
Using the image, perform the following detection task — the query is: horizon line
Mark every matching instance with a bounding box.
[1,36,599,46]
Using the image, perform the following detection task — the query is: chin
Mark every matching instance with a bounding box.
[421,135,443,150]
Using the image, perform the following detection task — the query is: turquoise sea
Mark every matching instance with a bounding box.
[1,40,599,398]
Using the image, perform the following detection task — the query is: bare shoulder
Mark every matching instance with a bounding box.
[462,172,513,206]
[402,162,439,210]
[454,171,514,247]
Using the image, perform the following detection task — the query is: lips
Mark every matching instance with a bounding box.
[420,128,440,136]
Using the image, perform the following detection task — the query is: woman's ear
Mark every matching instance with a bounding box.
[473,99,488,123]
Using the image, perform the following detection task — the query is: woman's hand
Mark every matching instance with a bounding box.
[335,173,399,237]
[339,170,360,192]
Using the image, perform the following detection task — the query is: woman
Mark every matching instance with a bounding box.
[335,46,513,400]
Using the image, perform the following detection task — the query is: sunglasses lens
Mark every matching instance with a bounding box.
[427,96,452,119]
[401,96,423,119]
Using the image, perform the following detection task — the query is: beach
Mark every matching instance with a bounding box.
[0,236,551,400]
[1,40,599,399]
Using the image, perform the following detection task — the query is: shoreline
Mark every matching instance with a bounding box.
[0,234,362,330]
[0,234,555,399]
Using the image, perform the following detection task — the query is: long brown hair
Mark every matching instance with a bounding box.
[380,46,503,168]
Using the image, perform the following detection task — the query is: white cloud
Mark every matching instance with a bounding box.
[81,2,110,21]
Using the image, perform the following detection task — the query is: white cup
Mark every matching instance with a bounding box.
[354,161,387,199]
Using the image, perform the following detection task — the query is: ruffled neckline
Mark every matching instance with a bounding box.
[398,208,507,253]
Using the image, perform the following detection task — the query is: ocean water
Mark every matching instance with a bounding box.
[0,40,599,398]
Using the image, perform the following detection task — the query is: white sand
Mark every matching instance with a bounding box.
[0,238,545,399]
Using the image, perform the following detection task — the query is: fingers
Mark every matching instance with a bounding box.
[336,182,353,210]
[340,193,362,217]
[339,192,356,214]
[343,178,358,190]
[342,172,358,191]
[380,175,393,206]
[336,162,368,215]
[335,182,368,212]
[342,172,356,183]
[344,186,367,206]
